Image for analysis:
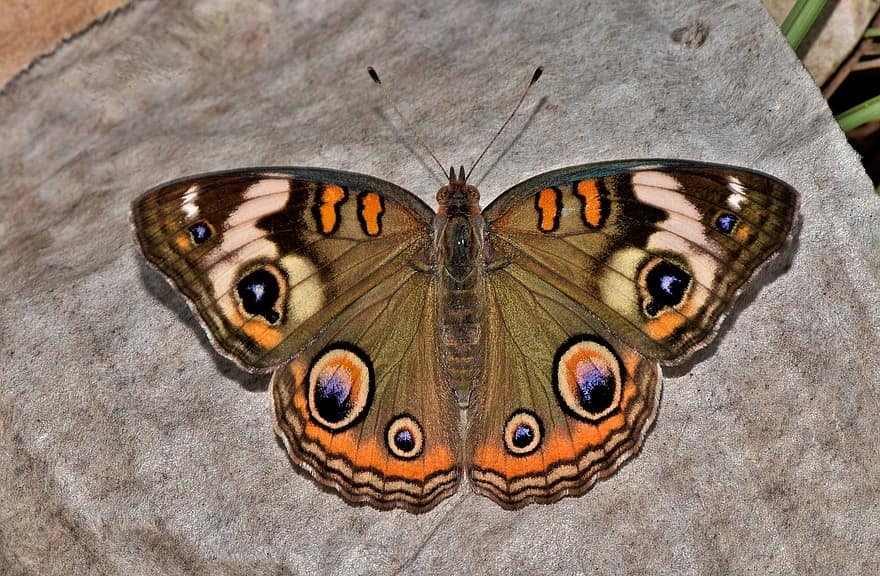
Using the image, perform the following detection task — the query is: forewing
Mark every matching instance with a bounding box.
[483,160,798,363]
[131,168,435,371]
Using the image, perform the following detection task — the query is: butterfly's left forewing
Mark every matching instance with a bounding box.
[131,168,435,371]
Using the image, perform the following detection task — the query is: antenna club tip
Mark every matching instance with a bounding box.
[368,67,381,84]
[530,66,544,85]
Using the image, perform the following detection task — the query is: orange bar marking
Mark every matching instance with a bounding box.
[575,180,604,228]
[242,319,282,349]
[318,185,346,234]
[359,192,384,236]
[536,188,559,232]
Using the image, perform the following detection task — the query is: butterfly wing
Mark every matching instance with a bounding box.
[467,266,660,508]
[466,160,797,508]
[131,168,434,371]
[271,268,461,512]
[132,168,460,511]
[481,160,798,363]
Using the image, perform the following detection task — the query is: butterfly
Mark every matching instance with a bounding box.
[131,70,798,513]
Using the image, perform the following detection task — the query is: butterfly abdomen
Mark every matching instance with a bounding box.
[438,215,485,405]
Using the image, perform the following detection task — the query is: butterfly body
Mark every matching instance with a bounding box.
[132,159,797,512]
[436,166,487,404]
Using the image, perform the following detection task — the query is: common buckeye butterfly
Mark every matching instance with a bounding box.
[131,68,798,512]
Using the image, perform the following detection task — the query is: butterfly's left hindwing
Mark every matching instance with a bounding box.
[271,269,461,512]
[483,161,798,363]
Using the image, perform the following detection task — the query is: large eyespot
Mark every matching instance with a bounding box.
[385,415,424,460]
[307,343,374,431]
[503,410,543,455]
[638,257,692,317]
[236,266,285,324]
[553,336,623,422]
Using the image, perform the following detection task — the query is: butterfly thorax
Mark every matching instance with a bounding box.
[435,167,485,406]
[436,166,481,217]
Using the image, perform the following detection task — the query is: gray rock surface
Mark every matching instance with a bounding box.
[1,0,878,574]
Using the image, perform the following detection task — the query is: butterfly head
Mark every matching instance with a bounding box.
[437,165,480,216]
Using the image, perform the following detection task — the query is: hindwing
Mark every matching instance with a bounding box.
[467,265,660,508]
[271,269,460,512]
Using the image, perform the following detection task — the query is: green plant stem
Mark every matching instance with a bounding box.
[865,27,880,38]
[836,94,880,132]
[780,0,829,50]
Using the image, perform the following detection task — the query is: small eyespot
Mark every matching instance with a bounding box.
[188,221,213,244]
[503,410,543,455]
[386,415,424,460]
[715,213,738,234]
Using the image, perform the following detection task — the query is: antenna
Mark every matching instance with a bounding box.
[368,67,447,178]
[465,66,543,182]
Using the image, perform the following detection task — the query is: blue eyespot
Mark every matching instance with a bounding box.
[715,213,738,234]
[386,415,423,459]
[659,273,682,295]
[576,364,615,413]
[237,269,281,323]
[315,372,352,423]
[188,221,212,244]
[553,336,623,422]
[394,429,415,452]
[512,424,535,449]
[307,343,374,432]
[644,260,690,315]
[503,410,543,455]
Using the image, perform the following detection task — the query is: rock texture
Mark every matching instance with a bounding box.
[1,1,877,574]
